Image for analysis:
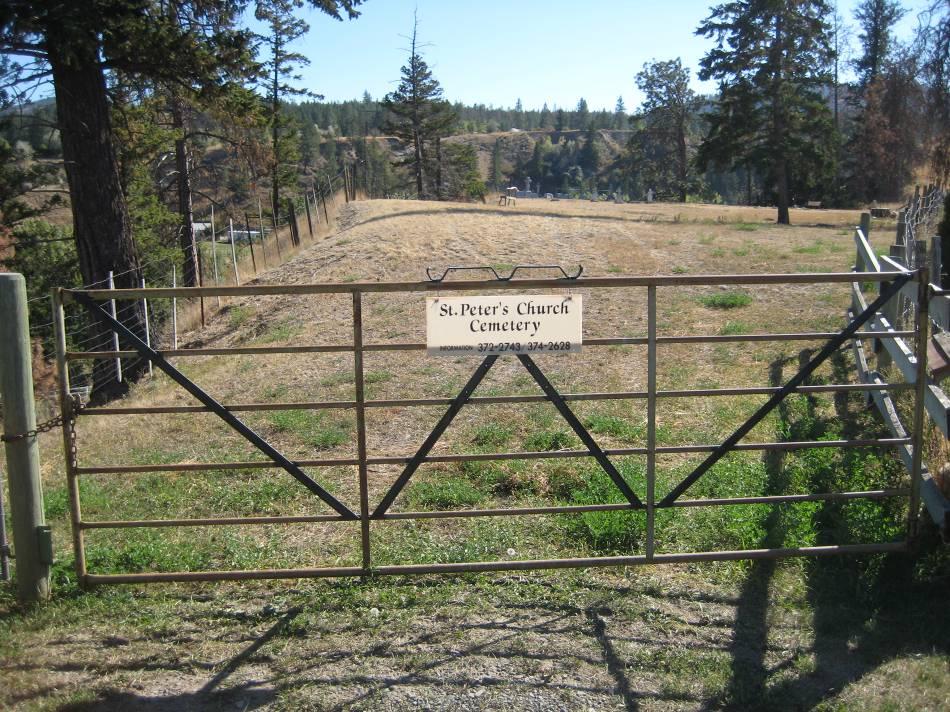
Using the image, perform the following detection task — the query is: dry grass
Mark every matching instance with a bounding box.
[4,197,948,711]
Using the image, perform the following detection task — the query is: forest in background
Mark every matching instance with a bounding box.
[2,1,949,399]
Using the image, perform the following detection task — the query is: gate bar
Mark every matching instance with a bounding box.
[73,437,912,475]
[75,382,916,416]
[517,354,644,508]
[371,355,500,518]
[909,262,930,538]
[66,331,917,361]
[646,285,657,560]
[79,489,910,529]
[70,291,357,520]
[66,269,908,300]
[352,292,372,571]
[81,542,908,585]
[659,270,915,507]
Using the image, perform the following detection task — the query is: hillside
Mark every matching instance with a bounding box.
[4,198,949,710]
[445,129,633,184]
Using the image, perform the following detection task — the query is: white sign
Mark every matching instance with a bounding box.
[426,294,582,356]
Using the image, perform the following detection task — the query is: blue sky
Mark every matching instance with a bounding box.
[270,0,932,111]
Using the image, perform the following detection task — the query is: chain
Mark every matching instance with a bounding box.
[1,399,84,443]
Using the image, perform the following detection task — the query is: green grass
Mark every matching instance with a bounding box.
[470,423,514,449]
[226,304,254,329]
[269,409,350,450]
[699,292,753,309]
[406,477,486,509]
[523,429,574,451]
[584,413,643,442]
[734,222,759,232]
[719,320,751,335]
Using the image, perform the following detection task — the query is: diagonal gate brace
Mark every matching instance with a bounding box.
[72,291,358,520]
[371,354,643,519]
[658,270,915,508]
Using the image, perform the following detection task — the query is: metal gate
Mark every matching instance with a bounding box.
[53,266,928,586]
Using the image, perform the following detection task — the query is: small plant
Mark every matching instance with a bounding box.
[699,292,752,309]
[719,321,750,335]
[269,410,350,450]
[407,477,485,508]
[523,429,574,451]
[364,370,393,384]
[585,413,643,442]
[259,320,301,343]
[607,264,623,274]
[734,222,759,232]
[698,234,717,245]
[227,304,254,329]
[470,423,514,449]
[793,241,822,255]
[672,265,688,274]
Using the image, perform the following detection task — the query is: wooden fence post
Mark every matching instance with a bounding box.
[932,234,943,289]
[304,191,314,238]
[210,205,221,308]
[244,213,258,275]
[248,212,267,268]
[107,271,122,383]
[140,278,153,377]
[0,273,51,602]
[258,199,272,265]
[171,265,178,349]
[288,201,300,247]
[228,219,241,286]
[271,198,283,259]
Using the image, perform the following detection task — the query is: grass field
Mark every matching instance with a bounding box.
[2,197,948,710]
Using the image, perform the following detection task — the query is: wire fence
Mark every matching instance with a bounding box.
[18,169,353,409]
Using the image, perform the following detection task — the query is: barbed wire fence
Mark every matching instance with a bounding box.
[6,168,353,417]
[887,185,946,332]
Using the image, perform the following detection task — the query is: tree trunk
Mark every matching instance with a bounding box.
[271,39,281,219]
[47,34,147,401]
[775,159,791,225]
[770,12,791,226]
[413,126,424,198]
[171,98,199,287]
[677,115,688,203]
[435,136,443,200]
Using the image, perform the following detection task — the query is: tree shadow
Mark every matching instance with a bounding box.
[710,346,950,709]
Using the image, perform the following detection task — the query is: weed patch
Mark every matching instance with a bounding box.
[699,292,752,309]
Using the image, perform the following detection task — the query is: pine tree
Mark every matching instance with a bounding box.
[256,0,312,217]
[696,1,835,224]
[575,98,589,131]
[633,59,700,202]
[1,1,260,397]
[853,0,907,87]
[381,14,457,199]
[540,103,552,129]
[614,96,626,129]
[915,0,950,182]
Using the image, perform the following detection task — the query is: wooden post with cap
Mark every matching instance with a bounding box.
[0,273,51,602]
